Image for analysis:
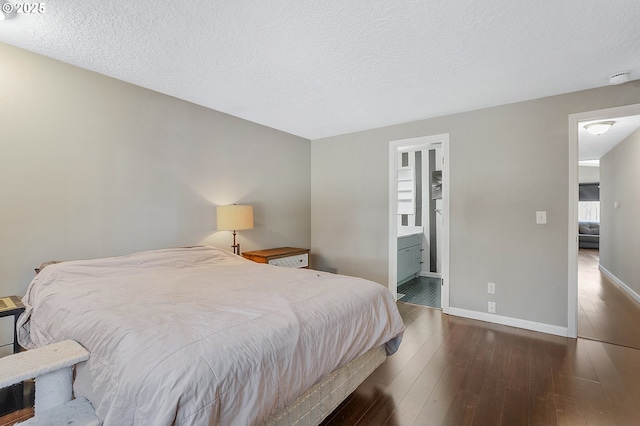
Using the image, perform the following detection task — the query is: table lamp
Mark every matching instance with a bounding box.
[216,205,254,255]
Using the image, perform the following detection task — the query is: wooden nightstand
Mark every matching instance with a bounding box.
[242,247,310,269]
[0,296,26,411]
[0,296,25,355]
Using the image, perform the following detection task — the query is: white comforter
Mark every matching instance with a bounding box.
[18,246,404,425]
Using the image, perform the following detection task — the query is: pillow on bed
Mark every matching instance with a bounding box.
[35,260,63,274]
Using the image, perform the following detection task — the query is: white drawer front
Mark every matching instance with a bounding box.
[0,316,13,349]
[268,253,309,268]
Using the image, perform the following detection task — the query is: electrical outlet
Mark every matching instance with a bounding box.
[488,301,496,314]
[488,282,495,294]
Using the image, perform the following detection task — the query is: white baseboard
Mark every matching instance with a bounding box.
[599,265,640,305]
[448,307,568,337]
[420,271,442,279]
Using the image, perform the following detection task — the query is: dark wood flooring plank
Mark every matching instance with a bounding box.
[578,294,598,314]
[493,327,517,385]
[577,309,597,341]
[353,388,397,426]
[572,339,599,383]
[529,337,557,426]
[582,339,640,425]
[587,300,640,349]
[472,323,531,425]
[380,319,452,405]
[506,334,530,395]
[578,249,640,350]
[442,389,479,426]
[470,370,507,426]
[320,392,358,425]
[500,388,529,426]
[322,380,383,426]
[573,376,617,426]
[411,361,467,426]
[410,322,479,425]
[599,342,640,412]
[459,325,496,396]
[385,317,470,425]
[547,339,588,426]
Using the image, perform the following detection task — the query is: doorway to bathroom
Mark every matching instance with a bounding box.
[388,134,449,313]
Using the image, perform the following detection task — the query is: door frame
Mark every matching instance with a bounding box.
[567,102,640,338]
[388,134,450,313]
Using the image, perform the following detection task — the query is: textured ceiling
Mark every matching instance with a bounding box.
[1,0,639,139]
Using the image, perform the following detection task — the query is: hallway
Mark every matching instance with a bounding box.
[578,249,640,349]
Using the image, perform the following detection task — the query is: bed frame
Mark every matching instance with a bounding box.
[267,345,386,425]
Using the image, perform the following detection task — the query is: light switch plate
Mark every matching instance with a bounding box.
[536,211,547,224]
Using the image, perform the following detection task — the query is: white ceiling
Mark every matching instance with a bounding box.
[0,0,639,140]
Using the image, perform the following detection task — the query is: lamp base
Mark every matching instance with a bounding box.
[232,231,240,255]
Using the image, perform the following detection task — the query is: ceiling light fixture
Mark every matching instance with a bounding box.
[609,71,631,85]
[584,121,615,135]
[578,160,600,167]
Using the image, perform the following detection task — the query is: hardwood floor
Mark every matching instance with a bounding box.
[578,249,640,349]
[322,302,640,425]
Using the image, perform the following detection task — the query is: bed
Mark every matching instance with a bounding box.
[17,246,404,425]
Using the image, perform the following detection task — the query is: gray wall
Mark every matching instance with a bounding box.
[311,83,640,328]
[599,128,640,295]
[0,43,311,300]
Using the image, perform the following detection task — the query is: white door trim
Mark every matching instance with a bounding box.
[567,102,640,338]
[388,134,450,313]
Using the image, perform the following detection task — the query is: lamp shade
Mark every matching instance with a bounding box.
[216,205,254,231]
